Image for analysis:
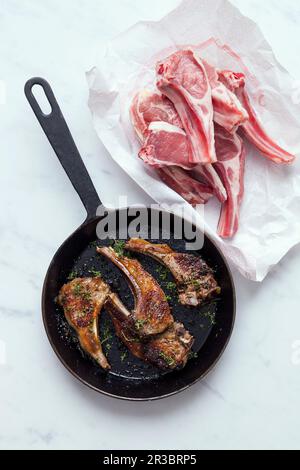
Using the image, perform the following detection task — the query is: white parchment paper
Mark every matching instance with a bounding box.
[86,0,300,281]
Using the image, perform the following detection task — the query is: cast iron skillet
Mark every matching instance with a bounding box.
[24,77,236,401]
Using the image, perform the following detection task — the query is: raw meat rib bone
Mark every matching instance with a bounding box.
[105,293,194,370]
[97,246,174,337]
[214,125,245,238]
[219,70,295,164]
[125,239,220,306]
[130,90,227,203]
[202,59,248,131]
[202,60,249,133]
[156,49,216,164]
[57,278,111,370]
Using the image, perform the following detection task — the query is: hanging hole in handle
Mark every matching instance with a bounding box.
[31,84,52,116]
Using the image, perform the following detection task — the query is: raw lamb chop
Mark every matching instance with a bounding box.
[202,60,249,133]
[130,90,182,142]
[130,89,227,203]
[57,278,111,370]
[125,238,220,306]
[214,124,246,238]
[219,70,295,164]
[105,293,194,370]
[97,246,174,337]
[191,164,227,203]
[156,166,214,206]
[139,121,194,170]
[156,49,216,164]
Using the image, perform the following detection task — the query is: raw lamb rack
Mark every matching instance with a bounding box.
[130,47,295,239]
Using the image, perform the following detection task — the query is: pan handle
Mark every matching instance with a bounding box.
[24,77,101,220]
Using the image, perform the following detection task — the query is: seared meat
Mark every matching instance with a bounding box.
[125,238,220,306]
[105,294,194,370]
[97,246,174,337]
[144,322,194,370]
[57,277,111,370]
[104,293,144,360]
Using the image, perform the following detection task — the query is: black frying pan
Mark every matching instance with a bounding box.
[24,77,236,401]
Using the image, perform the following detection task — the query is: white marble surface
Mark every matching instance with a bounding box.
[0,0,300,450]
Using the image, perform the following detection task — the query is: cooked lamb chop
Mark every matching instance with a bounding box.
[97,246,174,337]
[105,293,194,370]
[57,278,111,370]
[125,239,220,306]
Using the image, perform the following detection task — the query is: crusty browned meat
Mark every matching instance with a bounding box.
[97,246,174,337]
[125,238,220,306]
[104,293,144,360]
[144,322,194,370]
[105,294,194,370]
[57,277,111,370]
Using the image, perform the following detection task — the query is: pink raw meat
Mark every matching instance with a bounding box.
[130,90,182,142]
[219,70,295,164]
[191,164,227,204]
[156,166,214,206]
[214,125,245,238]
[203,60,249,133]
[138,121,194,170]
[156,50,216,164]
[131,89,227,203]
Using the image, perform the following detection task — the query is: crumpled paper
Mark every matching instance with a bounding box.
[86,0,300,282]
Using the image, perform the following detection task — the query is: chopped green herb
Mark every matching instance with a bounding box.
[191,279,201,289]
[188,351,198,360]
[89,268,102,277]
[76,311,87,319]
[73,283,83,296]
[82,290,92,302]
[135,319,147,331]
[166,281,176,291]
[68,270,78,281]
[113,240,126,256]
[120,351,128,362]
[165,295,172,302]
[105,343,112,352]
[101,321,113,345]
[203,311,217,326]
[159,352,175,367]
[155,265,169,281]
